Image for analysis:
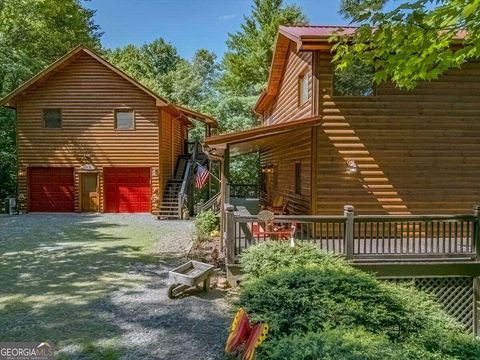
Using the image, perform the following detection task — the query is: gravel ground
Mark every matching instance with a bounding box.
[0,213,230,360]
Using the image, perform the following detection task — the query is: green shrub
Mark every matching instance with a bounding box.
[240,264,431,341]
[241,242,344,280]
[257,327,480,360]
[194,210,219,242]
[237,244,480,359]
[257,328,394,360]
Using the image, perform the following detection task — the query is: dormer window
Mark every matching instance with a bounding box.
[115,109,135,130]
[43,109,62,128]
[298,72,309,106]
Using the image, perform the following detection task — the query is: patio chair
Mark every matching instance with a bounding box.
[248,210,275,240]
[266,196,288,215]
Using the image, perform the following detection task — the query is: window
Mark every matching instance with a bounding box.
[333,60,374,96]
[43,109,61,128]
[298,72,309,106]
[115,109,134,130]
[294,161,301,195]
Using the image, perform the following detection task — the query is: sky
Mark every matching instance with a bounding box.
[83,0,345,60]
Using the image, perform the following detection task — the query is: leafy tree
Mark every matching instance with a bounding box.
[166,49,220,142]
[220,0,307,96]
[105,38,181,97]
[165,49,219,109]
[335,0,480,89]
[0,0,102,200]
[216,0,308,187]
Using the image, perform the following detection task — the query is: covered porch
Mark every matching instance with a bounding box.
[203,118,480,265]
[203,116,321,218]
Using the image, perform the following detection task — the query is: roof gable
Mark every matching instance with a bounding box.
[255,25,470,113]
[1,45,170,108]
[1,45,217,127]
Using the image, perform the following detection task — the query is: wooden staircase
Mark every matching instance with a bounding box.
[158,155,190,219]
[157,141,211,220]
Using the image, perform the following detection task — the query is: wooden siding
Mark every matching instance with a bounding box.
[158,110,187,200]
[316,53,480,215]
[160,110,173,199]
[263,45,313,125]
[15,53,162,212]
[260,129,312,214]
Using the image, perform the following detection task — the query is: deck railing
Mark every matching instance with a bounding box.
[224,204,480,264]
[229,183,259,198]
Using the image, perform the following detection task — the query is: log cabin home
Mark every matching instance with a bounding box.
[1,45,217,216]
[204,26,480,333]
[205,25,480,217]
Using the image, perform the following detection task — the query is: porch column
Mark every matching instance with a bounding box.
[220,146,230,250]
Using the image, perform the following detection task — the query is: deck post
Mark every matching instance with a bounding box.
[474,205,480,258]
[344,205,355,260]
[225,204,236,265]
[219,146,230,251]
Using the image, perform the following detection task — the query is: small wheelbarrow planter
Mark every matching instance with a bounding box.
[167,260,218,299]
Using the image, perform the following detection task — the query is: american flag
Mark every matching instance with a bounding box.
[195,164,209,189]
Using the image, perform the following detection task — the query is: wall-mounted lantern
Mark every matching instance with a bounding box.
[261,163,274,174]
[346,159,358,175]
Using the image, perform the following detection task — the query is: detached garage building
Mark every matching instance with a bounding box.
[0,46,216,213]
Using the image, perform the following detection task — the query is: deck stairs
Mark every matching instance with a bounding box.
[158,141,211,220]
[158,155,190,219]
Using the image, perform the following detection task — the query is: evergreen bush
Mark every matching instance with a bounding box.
[238,243,480,359]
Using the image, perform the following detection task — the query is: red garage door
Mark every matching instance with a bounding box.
[104,167,151,213]
[28,167,75,212]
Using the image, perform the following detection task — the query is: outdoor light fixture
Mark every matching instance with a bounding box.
[261,163,274,174]
[346,159,358,175]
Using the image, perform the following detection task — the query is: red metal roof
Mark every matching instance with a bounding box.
[280,25,467,41]
[279,25,358,40]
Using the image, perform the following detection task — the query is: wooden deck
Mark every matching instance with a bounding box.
[224,204,480,265]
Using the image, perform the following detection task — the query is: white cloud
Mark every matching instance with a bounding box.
[218,14,237,21]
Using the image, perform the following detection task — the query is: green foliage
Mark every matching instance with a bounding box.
[335,0,480,89]
[220,0,307,96]
[240,265,429,341]
[0,0,102,201]
[0,109,16,199]
[238,243,480,359]
[195,210,219,242]
[240,242,342,280]
[214,95,258,133]
[213,0,308,187]
[258,328,393,360]
[105,38,181,99]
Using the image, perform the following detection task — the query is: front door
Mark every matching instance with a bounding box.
[81,173,99,212]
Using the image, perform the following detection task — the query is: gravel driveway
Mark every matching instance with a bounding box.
[0,213,230,360]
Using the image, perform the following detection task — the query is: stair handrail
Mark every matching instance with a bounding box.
[201,192,221,214]
[177,140,200,218]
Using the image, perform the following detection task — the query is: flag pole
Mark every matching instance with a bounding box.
[195,161,220,182]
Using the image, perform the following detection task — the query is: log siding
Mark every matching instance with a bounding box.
[258,47,480,216]
[315,53,480,215]
[260,128,312,214]
[14,52,186,212]
[263,43,313,125]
